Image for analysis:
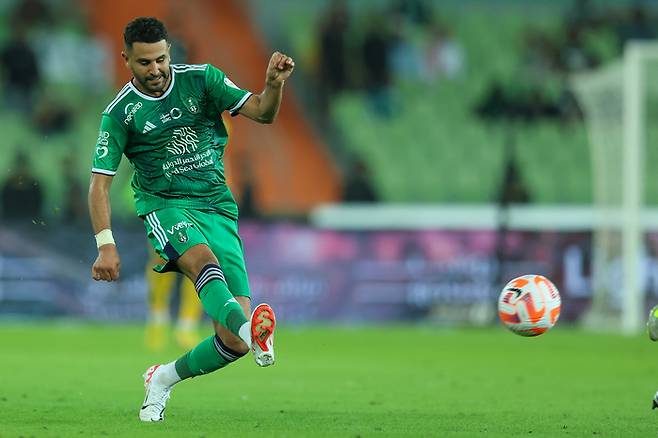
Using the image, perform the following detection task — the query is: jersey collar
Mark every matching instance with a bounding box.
[129,67,175,101]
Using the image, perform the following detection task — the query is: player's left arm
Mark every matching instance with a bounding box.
[238,52,295,124]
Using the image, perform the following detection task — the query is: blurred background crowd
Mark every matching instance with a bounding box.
[4,0,658,224]
[1,0,657,325]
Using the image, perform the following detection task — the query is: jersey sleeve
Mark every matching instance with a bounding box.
[91,114,127,176]
[205,64,253,116]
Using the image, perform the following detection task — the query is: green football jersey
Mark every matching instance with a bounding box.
[92,63,252,219]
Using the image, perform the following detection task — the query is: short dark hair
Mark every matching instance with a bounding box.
[123,17,168,49]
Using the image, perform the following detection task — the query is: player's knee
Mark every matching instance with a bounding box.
[193,263,225,295]
[177,244,218,279]
[214,334,249,360]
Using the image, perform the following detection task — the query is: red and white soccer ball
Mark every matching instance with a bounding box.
[498,274,561,337]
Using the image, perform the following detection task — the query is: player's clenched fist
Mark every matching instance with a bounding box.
[92,245,121,281]
[266,51,295,86]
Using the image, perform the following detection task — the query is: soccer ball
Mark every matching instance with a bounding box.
[498,274,561,337]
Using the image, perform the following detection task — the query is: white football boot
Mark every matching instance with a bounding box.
[139,365,171,422]
[647,305,658,341]
[652,391,658,410]
[251,303,276,367]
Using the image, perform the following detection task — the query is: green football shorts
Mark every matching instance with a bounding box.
[143,208,250,297]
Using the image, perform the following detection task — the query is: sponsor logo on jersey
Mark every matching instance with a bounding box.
[142,121,156,134]
[96,131,110,158]
[162,149,214,179]
[160,107,182,124]
[124,102,143,125]
[166,127,199,155]
[166,220,194,236]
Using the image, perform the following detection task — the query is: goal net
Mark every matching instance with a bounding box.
[572,41,658,334]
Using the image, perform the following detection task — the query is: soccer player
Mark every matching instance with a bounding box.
[144,248,203,351]
[88,17,293,422]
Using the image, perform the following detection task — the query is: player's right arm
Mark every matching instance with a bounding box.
[88,114,128,281]
[89,173,120,281]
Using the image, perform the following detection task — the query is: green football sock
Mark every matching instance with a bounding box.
[175,334,245,379]
[194,264,248,336]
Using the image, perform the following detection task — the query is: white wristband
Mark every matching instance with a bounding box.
[95,229,115,248]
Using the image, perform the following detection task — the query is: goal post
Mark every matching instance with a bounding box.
[572,41,658,334]
[621,43,644,334]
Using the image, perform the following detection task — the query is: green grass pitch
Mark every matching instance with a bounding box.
[0,323,656,437]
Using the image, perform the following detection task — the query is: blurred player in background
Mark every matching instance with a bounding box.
[144,248,202,351]
[88,17,294,422]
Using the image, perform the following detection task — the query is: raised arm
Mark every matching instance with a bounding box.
[89,173,121,281]
[238,52,295,124]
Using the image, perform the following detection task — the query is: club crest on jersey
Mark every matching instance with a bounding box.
[186,97,199,114]
[166,221,193,243]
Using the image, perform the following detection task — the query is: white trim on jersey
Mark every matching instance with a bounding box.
[128,68,176,101]
[229,92,253,115]
[172,63,207,72]
[104,83,131,114]
[91,168,117,176]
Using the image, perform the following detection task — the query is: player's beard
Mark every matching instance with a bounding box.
[139,69,169,94]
